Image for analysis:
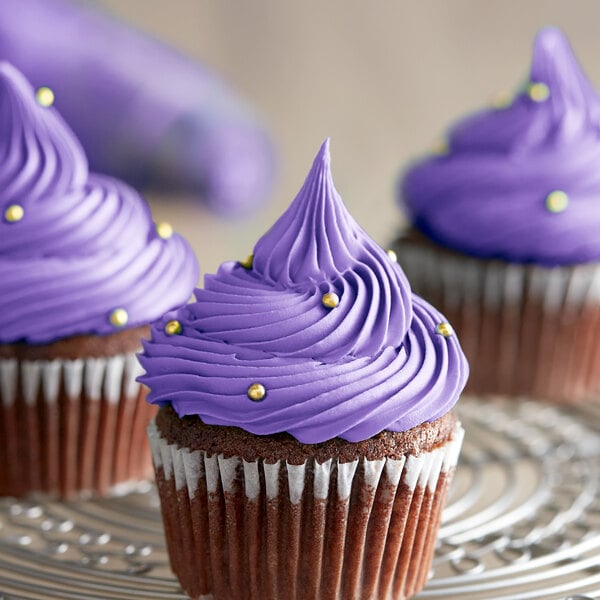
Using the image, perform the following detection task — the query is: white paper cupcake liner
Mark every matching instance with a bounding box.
[149,420,464,600]
[395,238,600,402]
[0,352,154,498]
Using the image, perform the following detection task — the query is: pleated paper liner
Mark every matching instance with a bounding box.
[0,352,155,499]
[148,420,464,600]
[395,235,600,403]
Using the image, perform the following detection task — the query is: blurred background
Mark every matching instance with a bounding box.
[20,1,600,276]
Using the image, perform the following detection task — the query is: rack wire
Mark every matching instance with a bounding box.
[0,396,599,600]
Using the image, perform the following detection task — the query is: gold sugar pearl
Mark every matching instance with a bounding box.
[432,138,449,156]
[156,222,173,239]
[545,190,569,213]
[527,82,550,103]
[322,292,340,309]
[109,308,129,327]
[387,249,398,262]
[436,322,454,337]
[35,86,55,107]
[165,320,182,335]
[247,383,266,401]
[4,204,24,223]
[239,254,254,269]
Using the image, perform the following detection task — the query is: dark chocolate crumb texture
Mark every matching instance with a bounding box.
[0,325,150,361]
[156,391,459,465]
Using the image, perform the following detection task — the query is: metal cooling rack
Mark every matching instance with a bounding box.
[0,396,599,600]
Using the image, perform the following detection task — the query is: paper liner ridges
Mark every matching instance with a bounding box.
[149,421,463,600]
[396,239,600,402]
[0,353,154,498]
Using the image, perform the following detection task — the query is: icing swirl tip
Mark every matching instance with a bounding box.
[0,61,88,203]
[529,27,600,124]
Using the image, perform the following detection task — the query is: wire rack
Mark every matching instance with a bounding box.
[0,396,599,600]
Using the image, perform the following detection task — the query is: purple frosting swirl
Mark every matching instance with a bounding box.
[140,140,468,443]
[401,27,600,266]
[0,63,199,344]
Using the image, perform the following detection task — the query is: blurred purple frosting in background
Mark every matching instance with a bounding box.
[401,27,600,266]
[0,0,275,217]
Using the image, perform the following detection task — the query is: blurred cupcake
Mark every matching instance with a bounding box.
[395,27,600,403]
[140,140,468,600]
[0,63,199,498]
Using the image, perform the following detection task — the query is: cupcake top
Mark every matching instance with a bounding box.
[0,63,199,344]
[140,140,468,444]
[401,27,600,266]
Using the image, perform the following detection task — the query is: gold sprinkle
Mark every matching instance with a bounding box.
[4,204,24,223]
[432,138,449,156]
[527,82,550,102]
[156,222,173,239]
[545,190,569,213]
[165,320,182,335]
[387,249,398,262]
[436,322,454,337]
[491,90,513,109]
[247,383,266,401]
[35,86,55,107]
[109,308,128,327]
[239,254,254,269]
[322,292,340,309]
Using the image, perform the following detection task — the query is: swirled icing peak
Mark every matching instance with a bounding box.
[0,63,199,344]
[140,140,468,443]
[401,27,600,265]
[0,62,88,203]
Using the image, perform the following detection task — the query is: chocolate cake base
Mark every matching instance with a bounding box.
[149,407,464,600]
[393,228,600,403]
[156,404,458,464]
[0,326,155,499]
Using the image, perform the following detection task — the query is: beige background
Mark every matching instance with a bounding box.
[97,0,600,278]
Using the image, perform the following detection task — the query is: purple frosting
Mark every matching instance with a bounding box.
[140,140,468,443]
[0,0,275,217]
[0,63,199,344]
[401,27,600,266]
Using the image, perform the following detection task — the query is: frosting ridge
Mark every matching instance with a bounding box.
[401,27,600,265]
[140,140,468,443]
[0,63,199,343]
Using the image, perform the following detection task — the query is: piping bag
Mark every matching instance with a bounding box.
[0,0,276,216]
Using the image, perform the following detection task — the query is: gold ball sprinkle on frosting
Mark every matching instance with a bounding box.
[109,308,129,327]
[4,204,24,223]
[527,82,550,102]
[239,254,254,269]
[247,383,266,401]
[165,320,182,335]
[545,190,569,213]
[35,86,55,107]
[387,249,398,262]
[322,292,340,309]
[436,322,454,337]
[432,138,449,156]
[156,222,173,239]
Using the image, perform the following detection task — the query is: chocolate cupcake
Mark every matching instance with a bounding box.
[141,140,468,600]
[395,28,600,403]
[0,63,199,498]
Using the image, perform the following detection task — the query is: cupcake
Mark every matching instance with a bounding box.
[395,27,600,403]
[0,63,199,498]
[141,140,468,600]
